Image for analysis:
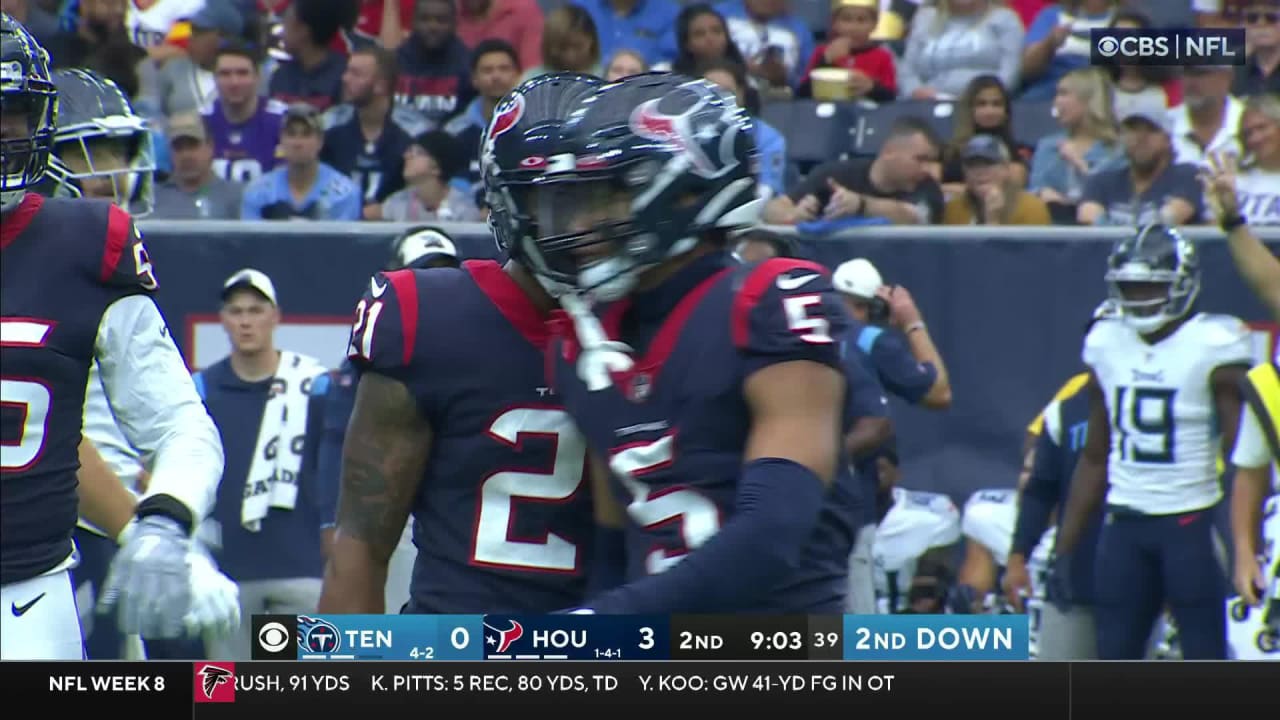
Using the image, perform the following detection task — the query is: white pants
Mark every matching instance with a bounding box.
[846,524,878,614]
[1,570,84,659]
[205,577,322,661]
[385,522,414,614]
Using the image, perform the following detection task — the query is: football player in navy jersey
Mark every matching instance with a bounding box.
[529,73,858,613]
[317,73,607,615]
[0,15,223,658]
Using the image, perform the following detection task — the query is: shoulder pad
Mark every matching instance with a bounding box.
[873,488,961,571]
[347,270,421,371]
[390,105,432,136]
[961,488,1017,564]
[67,199,159,295]
[1082,317,1127,368]
[322,104,354,130]
[1188,313,1251,348]
[730,258,849,368]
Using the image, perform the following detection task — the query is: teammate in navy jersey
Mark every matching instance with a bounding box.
[317,73,606,614]
[529,73,858,613]
[0,16,223,658]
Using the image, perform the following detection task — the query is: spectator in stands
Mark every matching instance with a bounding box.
[700,58,787,200]
[898,0,1024,101]
[798,0,897,102]
[605,49,649,80]
[456,0,544,68]
[396,0,475,124]
[1171,66,1244,167]
[6,0,60,47]
[198,269,330,661]
[444,40,522,191]
[353,0,415,48]
[940,74,1030,198]
[1007,0,1050,29]
[718,0,814,95]
[765,116,944,225]
[1077,99,1205,226]
[203,43,287,184]
[241,103,363,220]
[153,112,245,219]
[1027,68,1121,222]
[271,0,348,111]
[1019,0,1119,101]
[1106,10,1183,121]
[126,0,204,62]
[321,45,432,220]
[1203,129,1280,317]
[1235,2,1280,96]
[47,0,146,98]
[582,0,680,67]
[666,4,747,76]
[140,0,244,118]
[731,228,798,262]
[380,130,483,221]
[522,5,604,80]
[1205,95,1280,226]
[942,135,1051,225]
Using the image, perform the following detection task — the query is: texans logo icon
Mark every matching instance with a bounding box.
[487,94,525,144]
[484,620,525,654]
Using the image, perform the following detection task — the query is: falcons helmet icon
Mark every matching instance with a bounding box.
[199,664,233,699]
[483,619,525,654]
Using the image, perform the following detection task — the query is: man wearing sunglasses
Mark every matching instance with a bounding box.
[1234,1,1280,96]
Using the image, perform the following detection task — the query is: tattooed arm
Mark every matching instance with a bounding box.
[317,372,431,613]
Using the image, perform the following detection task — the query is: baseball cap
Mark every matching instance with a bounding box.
[190,0,244,35]
[222,268,278,305]
[962,134,1010,164]
[391,226,460,269]
[283,103,324,133]
[167,112,206,143]
[1118,96,1174,135]
[833,258,883,299]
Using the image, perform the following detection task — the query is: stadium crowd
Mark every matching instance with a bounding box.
[1,0,1278,665]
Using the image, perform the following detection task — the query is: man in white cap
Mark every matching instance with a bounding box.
[195,269,331,660]
[831,257,952,614]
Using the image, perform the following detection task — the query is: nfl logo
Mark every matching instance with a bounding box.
[629,374,652,402]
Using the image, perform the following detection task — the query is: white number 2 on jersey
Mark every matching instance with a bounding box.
[0,320,55,472]
[473,408,587,572]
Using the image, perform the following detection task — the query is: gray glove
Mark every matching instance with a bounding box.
[98,515,192,639]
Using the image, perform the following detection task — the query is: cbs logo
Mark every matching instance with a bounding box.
[258,621,291,652]
[1096,35,1170,58]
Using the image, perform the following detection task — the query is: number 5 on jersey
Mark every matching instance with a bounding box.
[1,320,55,472]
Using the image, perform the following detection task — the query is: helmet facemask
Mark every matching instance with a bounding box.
[1105,265,1200,334]
[48,114,156,216]
[0,75,57,211]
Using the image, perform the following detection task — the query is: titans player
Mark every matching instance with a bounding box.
[531,73,857,613]
[1057,224,1252,659]
[1,15,222,658]
[317,74,606,614]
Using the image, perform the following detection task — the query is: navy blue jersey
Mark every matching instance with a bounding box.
[548,253,857,612]
[347,259,592,613]
[321,104,432,205]
[0,194,156,584]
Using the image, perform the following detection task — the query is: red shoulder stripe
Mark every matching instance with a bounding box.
[730,258,830,348]
[384,269,419,366]
[0,194,44,249]
[99,203,133,283]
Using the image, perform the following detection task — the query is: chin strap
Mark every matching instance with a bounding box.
[558,291,634,392]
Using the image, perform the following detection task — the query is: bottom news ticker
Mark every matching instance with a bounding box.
[3,660,1275,717]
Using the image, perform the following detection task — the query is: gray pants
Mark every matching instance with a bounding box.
[1037,603,1098,660]
[846,524,878,614]
[206,577,322,661]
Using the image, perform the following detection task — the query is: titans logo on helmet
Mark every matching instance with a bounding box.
[297,616,342,655]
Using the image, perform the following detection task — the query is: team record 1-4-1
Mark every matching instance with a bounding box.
[245,614,1028,661]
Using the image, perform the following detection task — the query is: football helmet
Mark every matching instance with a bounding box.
[0,13,58,212]
[481,71,604,294]
[387,225,460,270]
[1105,223,1201,334]
[527,72,762,302]
[47,68,156,216]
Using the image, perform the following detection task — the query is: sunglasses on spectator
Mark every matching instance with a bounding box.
[1245,11,1279,23]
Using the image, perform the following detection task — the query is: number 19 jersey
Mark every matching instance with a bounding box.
[347,260,592,613]
[1084,313,1253,515]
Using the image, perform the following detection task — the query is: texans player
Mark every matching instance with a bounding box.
[1057,224,1252,660]
[530,73,858,613]
[1,15,223,659]
[317,73,606,614]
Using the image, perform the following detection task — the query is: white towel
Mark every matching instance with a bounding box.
[242,351,326,531]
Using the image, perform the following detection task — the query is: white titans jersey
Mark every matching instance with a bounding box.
[78,362,145,537]
[1084,313,1253,515]
[1226,495,1280,660]
[873,487,961,613]
[960,488,1056,570]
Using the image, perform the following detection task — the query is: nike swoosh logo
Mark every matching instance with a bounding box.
[11,593,45,617]
[776,273,819,291]
[371,277,387,298]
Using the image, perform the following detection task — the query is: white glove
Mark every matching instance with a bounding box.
[100,516,192,638]
[186,551,240,639]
